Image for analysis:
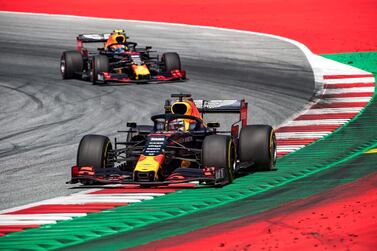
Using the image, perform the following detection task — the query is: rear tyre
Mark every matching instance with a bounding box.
[91,55,109,85]
[202,135,235,184]
[161,52,181,72]
[239,125,277,171]
[60,51,83,79]
[77,134,113,169]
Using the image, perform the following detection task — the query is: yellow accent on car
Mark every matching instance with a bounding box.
[132,65,150,79]
[181,160,191,168]
[365,148,377,154]
[171,101,192,115]
[134,155,161,179]
[227,139,234,182]
[103,141,111,168]
[170,101,197,131]
[113,29,125,34]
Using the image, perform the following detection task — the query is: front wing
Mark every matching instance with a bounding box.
[99,70,186,84]
[67,166,229,187]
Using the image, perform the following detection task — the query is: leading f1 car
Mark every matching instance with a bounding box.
[60,29,186,84]
[68,94,277,186]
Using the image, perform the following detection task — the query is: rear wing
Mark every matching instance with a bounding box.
[77,34,111,43]
[76,33,137,52]
[194,99,248,126]
[166,94,248,127]
[76,34,111,51]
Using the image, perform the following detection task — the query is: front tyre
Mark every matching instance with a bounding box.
[202,135,235,184]
[161,52,181,72]
[239,125,277,171]
[77,134,113,169]
[91,55,109,85]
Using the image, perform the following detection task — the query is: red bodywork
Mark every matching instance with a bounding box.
[101,70,186,83]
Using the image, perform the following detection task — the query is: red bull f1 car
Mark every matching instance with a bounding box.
[60,29,186,84]
[68,94,277,187]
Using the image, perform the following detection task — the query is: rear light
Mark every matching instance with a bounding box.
[71,166,79,177]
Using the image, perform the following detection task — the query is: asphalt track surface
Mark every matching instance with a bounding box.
[0,12,314,210]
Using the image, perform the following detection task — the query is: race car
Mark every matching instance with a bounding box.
[60,29,186,84]
[68,94,277,186]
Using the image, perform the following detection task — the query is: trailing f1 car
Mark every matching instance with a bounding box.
[68,94,277,186]
[60,29,186,84]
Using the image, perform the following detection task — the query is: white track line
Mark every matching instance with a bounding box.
[0,220,59,225]
[86,193,167,196]
[286,119,349,126]
[276,132,331,139]
[323,87,375,94]
[68,194,157,199]
[303,108,363,114]
[0,214,85,220]
[324,77,375,84]
[277,145,305,150]
[277,149,302,153]
[318,97,372,103]
[43,197,150,204]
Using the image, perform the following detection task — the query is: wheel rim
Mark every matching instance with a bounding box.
[91,60,96,83]
[102,141,112,168]
[270,132,277,166]
[228,140,235,182]
[90,70,94,82]
[60,58,66,74]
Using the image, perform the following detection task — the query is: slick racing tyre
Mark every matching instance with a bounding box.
[77,134,113,169]
[91,55,109,85]
[239,125,277,171]
[162,52,181,72]
[202,135,235,184]
[60,51,83,79]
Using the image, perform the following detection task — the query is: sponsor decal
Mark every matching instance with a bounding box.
[175,136,193,143]
[144,136,166,156]
[194,100,239,109]
[80,34,110,40]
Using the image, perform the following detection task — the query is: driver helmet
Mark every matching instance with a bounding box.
[105,29,128,52]
[111,44,127,53]
[169,119,186,131]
